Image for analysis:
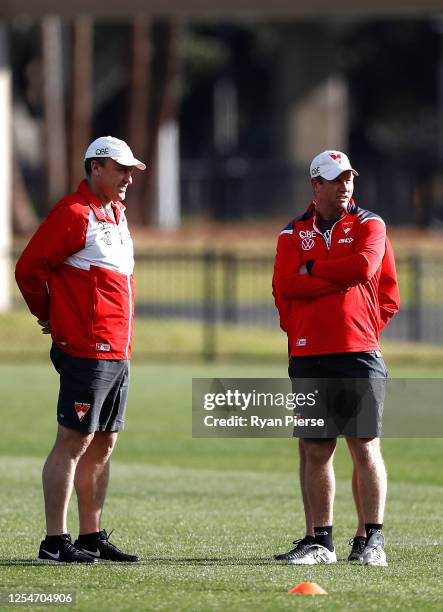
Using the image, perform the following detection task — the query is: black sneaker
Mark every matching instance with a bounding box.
[74,530,139,562]
[38,533,97,563]
[347,536,366,562]
[274,537,315,561]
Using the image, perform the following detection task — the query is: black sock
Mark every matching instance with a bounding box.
[304,535,315,544]
[76,531,100,544]
[43,534,70,549]
[45,533,69,540]
[314,526,334,552]
[365,523,383,543]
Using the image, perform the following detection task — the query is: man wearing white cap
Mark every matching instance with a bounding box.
[273,150,400,566]
[16,137,145,563]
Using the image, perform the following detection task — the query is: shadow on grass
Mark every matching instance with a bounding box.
[144,557,276,565]
[0,557,276,566]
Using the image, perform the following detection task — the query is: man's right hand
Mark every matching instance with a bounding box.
[37,320,51,334]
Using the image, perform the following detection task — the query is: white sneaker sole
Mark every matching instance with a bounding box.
[289,559,337,565]
[37,556,97,564]
[362,558,388,567]
[289,554,337,565]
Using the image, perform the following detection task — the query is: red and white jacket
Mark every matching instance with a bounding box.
[273,200,400,357]
[15,180,135,360]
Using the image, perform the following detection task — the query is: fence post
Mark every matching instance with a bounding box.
[409,255,422,342]
[202,249,217,361]
[222,252,237,323]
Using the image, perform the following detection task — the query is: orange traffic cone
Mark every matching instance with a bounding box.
[288,581,328,595]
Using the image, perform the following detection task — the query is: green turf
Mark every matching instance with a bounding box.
[1,364,442,611]
[4,310,443,367]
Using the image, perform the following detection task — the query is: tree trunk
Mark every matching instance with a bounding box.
[12,155,38,234]
[146,20,181,227]
[42,16,68,206]
[70,16,93,190]
[126,16,151,225]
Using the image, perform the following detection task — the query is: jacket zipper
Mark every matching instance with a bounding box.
[313,217,341,252]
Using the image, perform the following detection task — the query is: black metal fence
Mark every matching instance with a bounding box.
[3,250,443,361]
[134,251,443,359]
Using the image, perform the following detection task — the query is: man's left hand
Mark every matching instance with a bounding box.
[37,320,51,334]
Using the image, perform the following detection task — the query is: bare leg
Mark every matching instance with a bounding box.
[346,437,387,524]
[42,425,93,535]
[301,439,364,536]
[298,440,314,536]
[351,467,366,536]
[347,439,367,537]
[304,439,337,526]
[74,431,118,534]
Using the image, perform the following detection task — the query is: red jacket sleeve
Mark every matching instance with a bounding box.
[15,202,88,322]
[312,219,386,284]
[273,233,347,301]
[378,236,400,330]
[272,276,291,332]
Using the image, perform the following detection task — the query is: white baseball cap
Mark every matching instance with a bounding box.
[84,136,146,170]
[310,150,358,180]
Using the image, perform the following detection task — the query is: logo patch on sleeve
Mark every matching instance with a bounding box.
[74,402,91,422]
[296,338,307,347]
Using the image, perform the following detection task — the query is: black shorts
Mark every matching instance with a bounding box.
[50,343,130,433]
[289,351,387,439]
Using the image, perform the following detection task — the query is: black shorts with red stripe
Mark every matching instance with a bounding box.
[50,343,129,433]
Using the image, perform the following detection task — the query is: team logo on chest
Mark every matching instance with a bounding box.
[339,222,354,244]
[299,230,316,251]
[98,221,112,246]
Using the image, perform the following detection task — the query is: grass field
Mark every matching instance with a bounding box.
[1,362,443,611]
[3,310,443,367]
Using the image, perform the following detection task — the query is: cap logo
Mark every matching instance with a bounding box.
[311,166,320,176]
[96,147,109,155]
[329,153,342,161]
